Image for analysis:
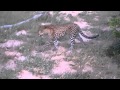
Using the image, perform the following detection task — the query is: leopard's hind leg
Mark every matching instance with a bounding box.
[69,35,76,50]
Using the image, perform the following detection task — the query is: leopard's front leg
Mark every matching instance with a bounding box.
[69,35,75,50]
[52,38,59,51]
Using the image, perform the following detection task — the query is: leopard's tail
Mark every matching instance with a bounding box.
[79,31,99,39]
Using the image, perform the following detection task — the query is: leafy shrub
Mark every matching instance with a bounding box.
[105,40,120,57]
[109,17,120,28]
[109,17,120,38]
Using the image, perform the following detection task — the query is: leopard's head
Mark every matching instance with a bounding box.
[38,25,51,36]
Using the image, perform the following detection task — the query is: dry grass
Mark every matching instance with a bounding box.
[0,11,120,79]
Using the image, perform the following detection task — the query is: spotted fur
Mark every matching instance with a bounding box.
[39,23,99,50]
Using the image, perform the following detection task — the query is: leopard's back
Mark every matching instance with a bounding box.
[40,23,80,39]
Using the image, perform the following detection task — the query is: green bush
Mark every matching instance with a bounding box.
[109,17,120,38]
[109,17,120,28]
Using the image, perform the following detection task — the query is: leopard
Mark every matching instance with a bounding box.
[38,23,99,50]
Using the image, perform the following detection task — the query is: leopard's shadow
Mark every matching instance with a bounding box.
[37,40,89,53]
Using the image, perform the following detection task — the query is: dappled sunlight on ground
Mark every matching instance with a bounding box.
[31,50,38,57]
[40,75,51,79]
[0,40,24,48]
[4,50,26,61]
[59,11,83,17]
[41,22,51,26]
[63,17,70,22]
[82,64,93,73]
[15,30,28,36]
[56,11,84,22]
[51,60,76,75]
[17,70,41,79]
[38,46,77,76]
[33,67,45,74]
[5,60,16,70]
[86,11,98,15]
[54,46,67,55]
[17,70,51,79]
[93,16,99,21]
[5,51,22,57]
[39,46,67,59]
[49,11,54,17]
[15,55,26,61]
[51,55,66,61]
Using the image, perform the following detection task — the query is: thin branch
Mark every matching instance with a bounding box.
[0,11,46,29]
